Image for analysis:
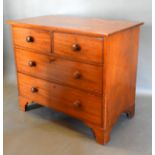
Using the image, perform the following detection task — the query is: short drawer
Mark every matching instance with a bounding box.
[54,33,103,64]
[12,27,51,54]
[15,49,102,93]
[18,73,102,125]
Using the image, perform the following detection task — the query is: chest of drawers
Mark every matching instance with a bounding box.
[7,15,143,144]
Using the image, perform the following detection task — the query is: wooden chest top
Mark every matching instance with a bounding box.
[7,15,143,36]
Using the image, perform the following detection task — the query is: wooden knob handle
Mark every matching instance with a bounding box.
[26,36,34,42]
[28,61,36,67]
[73,100,81,108]
[72,44,81,51]
[73,71,81,79]
[31,87,38,93]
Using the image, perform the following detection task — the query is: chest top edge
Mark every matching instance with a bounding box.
[6,15,143,37]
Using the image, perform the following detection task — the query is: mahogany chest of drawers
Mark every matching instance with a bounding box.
[7,15,143,144]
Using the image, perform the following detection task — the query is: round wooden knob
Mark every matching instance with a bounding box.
[73,71,81,79]
[26,36,34,42]
[28,61,36,67]
[31,87,38,93]
[73,100,81,108]
[72,44,81,51]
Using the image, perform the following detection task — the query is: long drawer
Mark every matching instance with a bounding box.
[18,73,102,125]
[15,48,102,93]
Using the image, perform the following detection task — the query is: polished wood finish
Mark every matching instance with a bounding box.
[15,48,102,93]
[7,15,143,144]
[102,27,140,133]
[18,73,102,125]
[12,27,51,54]
[7,15,143,36]
[54,32,103,64]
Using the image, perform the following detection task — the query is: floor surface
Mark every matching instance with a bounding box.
[4,82,152,155]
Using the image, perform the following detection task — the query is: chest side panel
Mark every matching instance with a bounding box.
[103,27,140,130]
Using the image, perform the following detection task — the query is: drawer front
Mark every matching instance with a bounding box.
[54,33,103,64]
[18,73,102,125]
[13,27,51,54]
[15,49,102,93]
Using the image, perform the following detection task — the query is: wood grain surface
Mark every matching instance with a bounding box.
[54,32,103,64]
[18,73,102,125]
[12,27,52,54]
[7,15,143,36]
[15,48,102,93]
